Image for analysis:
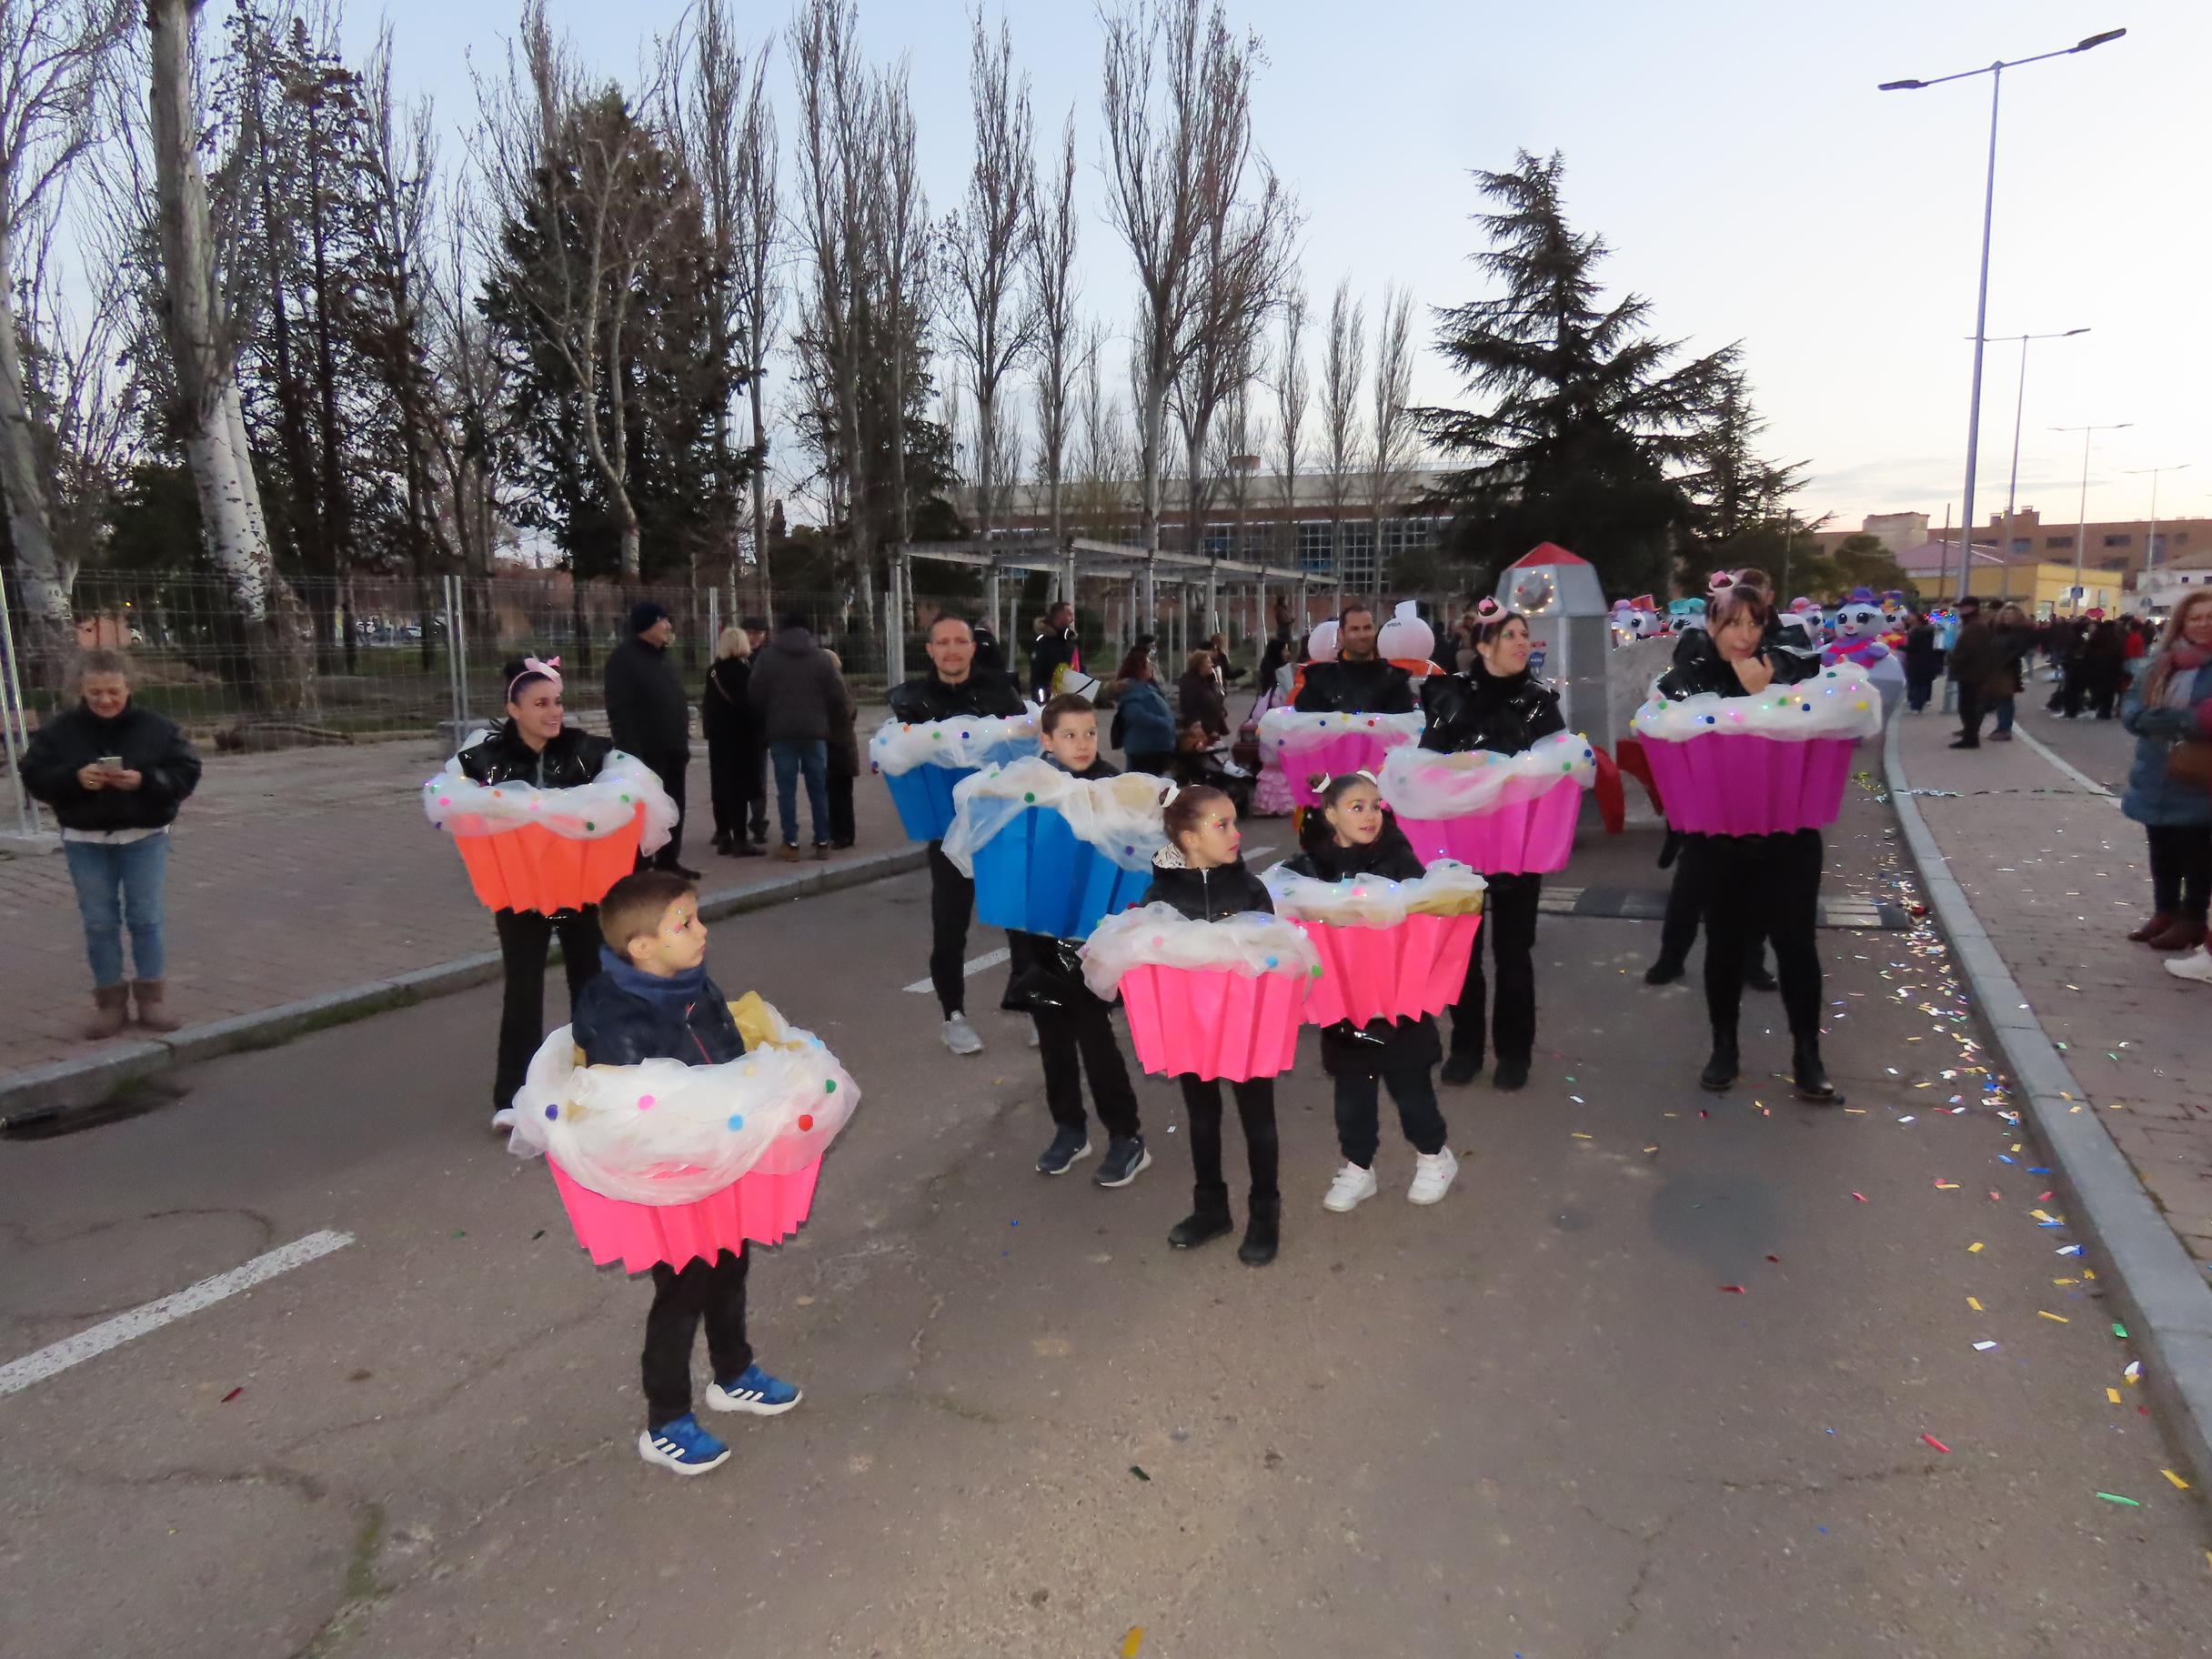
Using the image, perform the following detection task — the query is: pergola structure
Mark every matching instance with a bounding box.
[885,534,1315,688]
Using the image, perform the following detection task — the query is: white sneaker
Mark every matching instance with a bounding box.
[2165,947,2212,985]
[1408,1147,1460,1205]
[942,1013,985,1055]
[1322,1161,1379,1212]
[1026,1023,1041,1049]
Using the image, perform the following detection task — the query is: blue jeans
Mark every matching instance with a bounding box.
[63,834,170,987]
[768,739,830,847]
[1993,695,2016,735]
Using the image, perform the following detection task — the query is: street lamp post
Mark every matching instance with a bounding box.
[1882,28,2126,620]
[2054,421,2133,615]
[1972,327,2091,541]
[2125,462,2194,603]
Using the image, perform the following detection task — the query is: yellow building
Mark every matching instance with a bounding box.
[1895,541,2127,616]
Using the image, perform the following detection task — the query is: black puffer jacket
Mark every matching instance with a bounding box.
[1139,856,1273,921]
[1418,663,1566,756]
[457,720,615,789]
[603,636,690,763]
[21,700,202,833]
[1284,830,1443,1076]
[748,626,848,745]
[887,669,1028,724]
[571,953,747,1067]
[1655,630,1823,701]
[1294,658,1416,715]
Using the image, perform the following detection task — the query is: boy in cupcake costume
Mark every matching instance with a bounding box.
[568,871,804,1474]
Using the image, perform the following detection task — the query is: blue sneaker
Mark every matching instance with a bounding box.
[706,1362,803,1416]
[637,1413,730,1475]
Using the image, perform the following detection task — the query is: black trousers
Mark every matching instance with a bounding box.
[1178,1075,1279,1203]
[2147,824,2212,922]
[1451,871,1540,1066]
[641,1248,750,1428]
[1956,686,1986,744]
[1334,1060,1447,1169]
[706,738,761,844]
[827,769,857,844]
[646,751,689,869]
[491,905,602,1110]
[927,841,974,1018]
[1037,990,1140,1141]
[1657,857,1768,979]
[748,752,769,840]
[1685,830,1823,1047]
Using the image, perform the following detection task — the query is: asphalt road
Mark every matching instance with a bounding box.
[4,770,2207,1658]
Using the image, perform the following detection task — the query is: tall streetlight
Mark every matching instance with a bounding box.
[1881,27,2126,614]
[1970,327,2092,538]
[2125,461,2194,598]
[2054,421,2133,615]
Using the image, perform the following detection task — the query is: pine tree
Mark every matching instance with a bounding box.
[1413,150,1736,597]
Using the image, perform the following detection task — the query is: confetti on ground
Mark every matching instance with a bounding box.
[2112,1322,2128,1338]
[1966,1296,1984,1312]
[2057,1244,2083,1255]
[1719,1284,1746,1294]
[1571,1131,1593,1140]
[1766,1253,1782,1263]
[2126,1362,2144,1382]
[1973,1341,1998,1352]
[220,1387,243,1403]
[1852,1192,1869,1203]
[2096,1492,2143,1508]
[1920,1434,1951,1454]
[1934,1180,1959,1190]
[1122,1628,1146,1658]
[2164,1470,2191,1491]
[1643,1144,1660,1155]
[2037,1312,2068,1323]
[1968,1242,1984,1253]
[1129,1465,1150,1483]
[2108,1388,2124,1405]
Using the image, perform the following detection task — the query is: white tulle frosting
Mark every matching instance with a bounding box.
[1256,706,1426,764]
[868,713,1039,775]
[423,748,678,854]
[1632,662,1884,744]
[940,756,1171,876]
[1377,730,1597,819]
[1081,902,1321,1000]
[504,999,858,1205]
[1261,859,1488,927]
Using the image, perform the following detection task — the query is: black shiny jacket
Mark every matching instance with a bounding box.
[887,670,1029,723]
[1418,664,1566,756]
[1293,659,1416,715]
[1138,858,1274,921]
[1283,828,1443,1077]
[457,720,616,789]
[1654,632,1823,701]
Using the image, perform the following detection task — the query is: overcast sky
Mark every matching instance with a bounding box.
[347,0,2208,536]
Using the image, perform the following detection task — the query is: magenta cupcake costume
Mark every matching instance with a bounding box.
[1378,729,1596,874]
[1631,660,1883,837]
[1261,860,1487,1029]
[1256,707,1425,808]
[1081,904,1318,1082]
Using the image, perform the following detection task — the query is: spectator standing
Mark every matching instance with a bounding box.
[821,648,860,850]
[604,601,698,877]
[739,617,771,843]
[1902,612,1943,713]
[1294,603,1416,715]
[1946,597,2000,749]
[1177,647,1230,740]
[1110,644,1177,777]
[747,613,846,861]
[700,627,766,858]
[21,649,203,1037]
[1988,604,2033,740]
[1208,631,1245,687]
[2081,618,2128,719]
[1030,600,1082,701]
[2120,591,2212,963]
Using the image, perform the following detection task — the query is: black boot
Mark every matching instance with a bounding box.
[1492,1056,1529,1091]
[1644,958,1686,986]
[1793,1039,1839,1103]
[1237,1195,1280,1267]
[1440,1051,1483,1087]
[1168,1184,1234,1251]
[1699,1035,1739,1092]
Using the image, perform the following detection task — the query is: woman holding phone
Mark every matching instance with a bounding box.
[22,649,203,1037]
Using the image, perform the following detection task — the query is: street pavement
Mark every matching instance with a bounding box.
[5,758,2208,1658]
[1892,692,2212,1270]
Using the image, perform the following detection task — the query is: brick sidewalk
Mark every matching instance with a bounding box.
[1893,708,2212,1265]
[0,712,906,1081]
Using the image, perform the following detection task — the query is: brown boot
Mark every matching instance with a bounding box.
[2128,912,2177,943]
[83,984,129,1040]
[2145,917,2207,952]
[130,980,182,1033]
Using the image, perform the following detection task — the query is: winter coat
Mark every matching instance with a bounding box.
[2120,660,2212,829]
[1903,623,1944,683]
[886,669,1028,724]
[700,658,761,763]
[1293,658,1416,715]
[1945,618,2010,699]
[603,636,691,765]
[1284,828,1442,1078]
[747,626,848,746]
[457,719,616,789]
[1991,625,2033,695]
[1418,662,1566,757]
[1138,856,1274,922]
[21,700,202,834]
[1654,630,1822,701]
[825,671,860,777]
[1030,627,1081,699]
[1111,678,1177,759]
[1178,668,1230,739]
[571,950,747,1068]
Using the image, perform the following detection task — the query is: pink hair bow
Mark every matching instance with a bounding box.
[1474,597,1505,621]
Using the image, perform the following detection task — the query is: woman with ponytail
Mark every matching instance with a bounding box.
[1415,598,1564,1091]
[458,657,619,1117]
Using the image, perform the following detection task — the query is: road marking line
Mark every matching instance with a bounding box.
[2013,725,2116,799]
[0,1229,355,1398]
[904,948,1011,994]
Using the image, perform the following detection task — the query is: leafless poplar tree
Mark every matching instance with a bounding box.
[867,58,926,568]
[1319,276,1365,597]
[941,7,1031,548]
[1027,107,1077,559]
[1367,282,1414,585]
[1271,285,1309,568]
[425,173,505,577]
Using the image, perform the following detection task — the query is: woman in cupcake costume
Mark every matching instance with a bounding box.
[1415,601,1565,1091]
[1282,773,1458,1212]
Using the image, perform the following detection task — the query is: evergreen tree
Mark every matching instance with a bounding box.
[1413,150,1736,597]
[1681,367,1815,588]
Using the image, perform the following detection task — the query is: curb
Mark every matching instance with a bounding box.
[0,845,928,1126]
[1883,708,2212,1493]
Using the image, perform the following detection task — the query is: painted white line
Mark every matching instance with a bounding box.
[0,1229,355,1398]
[2013,724,2116,800]
[903,948,1012,994]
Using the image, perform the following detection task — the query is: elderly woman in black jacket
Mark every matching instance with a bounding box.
[1416,601,1564,1091]
[21,649,202,1037]
[460,657,618,1116]
[1652,582,1834,1101]
[700,627,766,858]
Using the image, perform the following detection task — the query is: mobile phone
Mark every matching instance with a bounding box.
[97,756,124,769]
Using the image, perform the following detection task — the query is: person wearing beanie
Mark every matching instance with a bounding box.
[605,599,699,878]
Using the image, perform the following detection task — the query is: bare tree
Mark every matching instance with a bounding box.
[941,7,1031,548]
[1070,316,1122,538]
[1366,281,1414,584]
[0,0,130,660]
[1099,0,1283,565]
[1319,276,1365,598]
[1027,106,1076,561]
[1270,284,1308,568]
[425,172,505,577]
[868,61,926,558]
[729,36,779,608]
